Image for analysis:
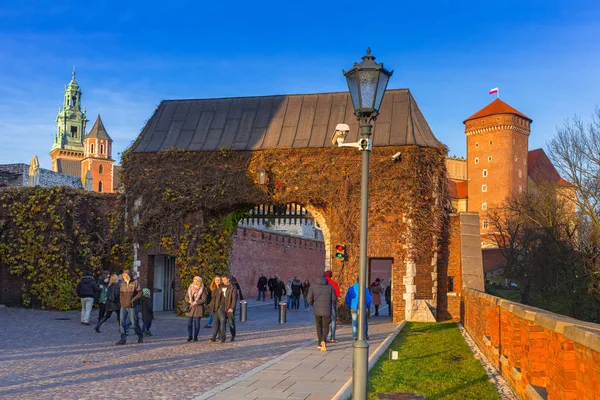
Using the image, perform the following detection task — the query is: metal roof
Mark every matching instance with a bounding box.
[56,159,81,178]
[132,89,441,153]
[86,114,112,140]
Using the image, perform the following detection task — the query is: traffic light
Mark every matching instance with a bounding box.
[335,244,347,261]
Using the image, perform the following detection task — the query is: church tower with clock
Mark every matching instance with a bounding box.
[50,70,87,175]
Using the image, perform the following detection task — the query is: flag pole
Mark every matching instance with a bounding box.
[497,88,499,99]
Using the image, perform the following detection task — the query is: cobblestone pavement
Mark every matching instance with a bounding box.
[0,301,317,400]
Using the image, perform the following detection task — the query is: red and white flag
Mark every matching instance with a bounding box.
[489,87,499,95]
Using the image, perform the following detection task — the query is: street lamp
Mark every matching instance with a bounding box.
[343,48,393,400]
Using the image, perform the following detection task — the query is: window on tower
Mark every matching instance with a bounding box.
[482,184,487,192]
[482,203,487,210]
[70,126,78,139]
[475,142,479,148]
[98,181,103,192]
[483,220,489,229]
[483,169,488,177]
[90,144,94,154]
[99,165,103,174]
[100,144,104,154]
[488,156,493,162]
[474,158,479,164]
[71,96,76,106]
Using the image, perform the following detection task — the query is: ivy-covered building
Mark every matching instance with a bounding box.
[124,89,469,322]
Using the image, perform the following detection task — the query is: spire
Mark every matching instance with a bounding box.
[86,114,112,141]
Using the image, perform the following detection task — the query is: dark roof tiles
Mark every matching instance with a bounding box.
[86,115,112,141]
[56,159,81,178]
[464,99,532,123]
[132,89,442,153]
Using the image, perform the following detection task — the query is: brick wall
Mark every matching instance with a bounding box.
[462,288,600,400]
[437,214,462,321]
[230,227,325,300]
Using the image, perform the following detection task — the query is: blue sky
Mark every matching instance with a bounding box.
[0,0,599,169]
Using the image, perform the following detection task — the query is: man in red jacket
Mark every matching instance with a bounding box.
[325,270,340,343]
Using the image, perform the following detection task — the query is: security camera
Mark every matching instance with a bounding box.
[331,123,350,146]
[391,152,402,162]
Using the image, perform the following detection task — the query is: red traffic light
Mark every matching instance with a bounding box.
[336,245,344,252]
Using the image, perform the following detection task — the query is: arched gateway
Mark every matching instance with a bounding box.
[123,89,450,322]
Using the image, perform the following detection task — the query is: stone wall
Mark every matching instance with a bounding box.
[437,214,462,321]
[230,227,326,300]
[0,164,83,189]
[462,288,600,400]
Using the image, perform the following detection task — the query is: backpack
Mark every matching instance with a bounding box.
[107,284,120,303]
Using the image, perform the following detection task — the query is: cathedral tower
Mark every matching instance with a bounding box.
[463,99,532,235]
[50,70,87,174]
[82,114,114,193]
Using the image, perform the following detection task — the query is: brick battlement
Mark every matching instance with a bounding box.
[462,288,600,400]
[233,227,325,251]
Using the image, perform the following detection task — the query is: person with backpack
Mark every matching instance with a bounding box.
[95,274,121,332]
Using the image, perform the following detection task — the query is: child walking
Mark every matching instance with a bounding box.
[141,288,154,336]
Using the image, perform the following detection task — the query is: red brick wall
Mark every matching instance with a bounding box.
[230,227,326,300]
[462,289,600,400]
[437,214,462,321]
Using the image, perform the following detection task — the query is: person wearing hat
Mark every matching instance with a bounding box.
[140,288,154,336]
[185,276,207,342]
[76,271,101,326]
[116,269,143,345]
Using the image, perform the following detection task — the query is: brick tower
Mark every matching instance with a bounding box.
[82,114,114,193]
[50,70,87,174]
[463,99,532,235]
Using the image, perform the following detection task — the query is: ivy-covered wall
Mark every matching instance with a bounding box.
[0,187,128,309]
[123,145,450,321]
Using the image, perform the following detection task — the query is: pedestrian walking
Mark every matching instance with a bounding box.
[97,271,110,322]
[291,276,303,311]
[286,278,293,309]
[345,280,372,340]
[301,279,311,311]
[116,269,144,345]
[231,276,244,301]
[325,270,340,343]
[208,276,223,342]
[125,271,142,332]
[257,273,268,302]
[371,278,383,316]
[385,284,392,316]
[140,288,154,336]
[185,276,207,342]
[307,272,336,352]
[205,275,221,328]
[267,275,276,299]
[220,275,237,342]
[273,275,285,309]
[76,271,101,326]
[95,274,121,332]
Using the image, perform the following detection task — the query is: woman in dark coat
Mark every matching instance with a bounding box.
[95,274,121,333]
[302,279,311,311]
[184,276,207,342]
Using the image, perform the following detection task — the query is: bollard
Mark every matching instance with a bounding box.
[278,301,287,323]
[240,300,248,322]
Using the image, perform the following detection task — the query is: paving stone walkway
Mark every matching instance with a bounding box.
[199,317,401,400]
[0,300,319,399]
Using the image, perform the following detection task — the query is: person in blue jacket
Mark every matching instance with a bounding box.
[344,281,372,340]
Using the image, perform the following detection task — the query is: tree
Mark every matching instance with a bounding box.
[488,181,595,321]
[547,108,600,306]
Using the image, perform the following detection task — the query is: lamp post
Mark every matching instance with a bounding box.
[343,48,393,400]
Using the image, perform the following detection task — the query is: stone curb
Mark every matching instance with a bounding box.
[192,337,318,400]
[331,321,406,400]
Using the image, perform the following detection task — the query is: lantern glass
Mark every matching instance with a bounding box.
[374,72,390,111]
[346,70,360,111]
[358,69,378,109]
[257,168,267,185]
